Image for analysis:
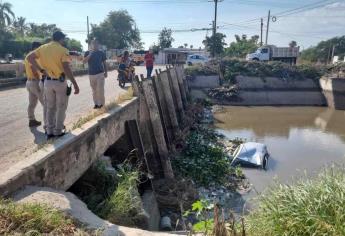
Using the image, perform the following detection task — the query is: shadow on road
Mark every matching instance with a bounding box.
[29,127,46,145]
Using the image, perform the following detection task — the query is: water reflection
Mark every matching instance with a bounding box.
[214,106,345,194]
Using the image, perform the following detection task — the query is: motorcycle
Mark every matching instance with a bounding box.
[117,63,135,88]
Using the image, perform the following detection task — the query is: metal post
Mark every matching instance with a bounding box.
[260,18,263,46]
[265,10,271,45]
[87,16,90,46]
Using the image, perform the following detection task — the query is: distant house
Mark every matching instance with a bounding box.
[155,48,208,65]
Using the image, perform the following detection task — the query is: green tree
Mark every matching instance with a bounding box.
[225,34,259,58]
[65,38,83,52]
[149,43,160,54]
[301,36,345,63]
[158,27,174,49]
[90,10,142,49]
[203,33,227,57]
[0,1,15,28]
[289,40,297,48]
[12,17,29,37]
[27,23,61,38]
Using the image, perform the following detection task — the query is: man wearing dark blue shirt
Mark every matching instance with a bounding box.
[83,40,107,109]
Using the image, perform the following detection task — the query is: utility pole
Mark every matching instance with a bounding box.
[211,0,223,57]
[87,16,90,47]
[331,45,336,63]
[260,18,263,46]
[265,10,271,45]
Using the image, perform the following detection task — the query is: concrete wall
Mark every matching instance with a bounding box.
[320,77,345,110]
[188,75,220,89]
[235,75,320,91]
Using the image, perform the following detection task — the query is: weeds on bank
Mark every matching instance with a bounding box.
[184,200,246,236]
[246,166,345,236]
[0,198,93,235]
[72,87,134,130]
[173,126,242,187]
[69,160,118,215]
[100,164,144,227]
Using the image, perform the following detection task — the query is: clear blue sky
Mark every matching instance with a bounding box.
[8,0,345,51]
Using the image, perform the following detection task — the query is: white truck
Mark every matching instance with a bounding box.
[246,45,299,64]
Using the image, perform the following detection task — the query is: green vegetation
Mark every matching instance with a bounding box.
[100,165,144,227]
[173,126,236,186]
[90,10,142,49]
[184,200,245,236]
[203,33,227,57]
[0,1,83,58]
[221,58,326,82]
[185,64,219,77]
[225,34,260,59]
[0,198,91,235]
[246,167,345,236]
[69,161,118,215]
[158,27,174,49]
[301,36,345,63]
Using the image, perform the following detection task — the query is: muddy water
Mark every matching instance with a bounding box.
[214,106,345,195]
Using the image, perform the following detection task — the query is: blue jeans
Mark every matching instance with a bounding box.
[146,66,153,78]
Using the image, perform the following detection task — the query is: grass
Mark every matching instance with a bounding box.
[100,165,144,227]
[246,166,345,236]
[69,160,118,216]
[0,198,93,235]
[72,87,134,130]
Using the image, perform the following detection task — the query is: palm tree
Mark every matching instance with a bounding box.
[13,17,28,37]
[184,43,188,48]
[0,2,15,28]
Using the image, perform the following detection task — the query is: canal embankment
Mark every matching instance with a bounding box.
[187,59,345,108]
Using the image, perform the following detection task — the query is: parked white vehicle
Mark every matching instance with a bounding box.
[246,45,299,64]
[187,54,209,66]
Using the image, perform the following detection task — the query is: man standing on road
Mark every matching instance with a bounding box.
[24,42,44,127]
[28,31,80,139]
[144,49,155,78]
[83,40,107,109]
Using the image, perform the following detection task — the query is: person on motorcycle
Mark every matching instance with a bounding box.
[118,51,135,87]
[119,51,134,80]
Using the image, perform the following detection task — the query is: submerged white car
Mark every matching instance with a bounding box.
[231,142,269,170]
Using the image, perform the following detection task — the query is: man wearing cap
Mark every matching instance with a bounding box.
[28,31,80,139]
[83,39,107,109]
[24,42,44,127]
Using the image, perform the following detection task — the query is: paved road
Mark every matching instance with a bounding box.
[0,66,164,172]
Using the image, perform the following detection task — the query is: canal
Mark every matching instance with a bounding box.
[214,106,345,195]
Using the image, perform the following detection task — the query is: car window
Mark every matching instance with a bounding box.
[261,48,269,53]
[195,55,200,59]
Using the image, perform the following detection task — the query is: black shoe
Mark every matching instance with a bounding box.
[46,134,55,140]
[55,132,66,138]
[29,120,41,127]
[93,105,98,109]
[98,105,103,109]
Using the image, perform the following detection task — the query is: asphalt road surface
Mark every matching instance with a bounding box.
[0,66,164,172]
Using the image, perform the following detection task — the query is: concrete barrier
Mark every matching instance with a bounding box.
[188,75,220,89]
[235,75,320,91]
[320,76,345,110]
